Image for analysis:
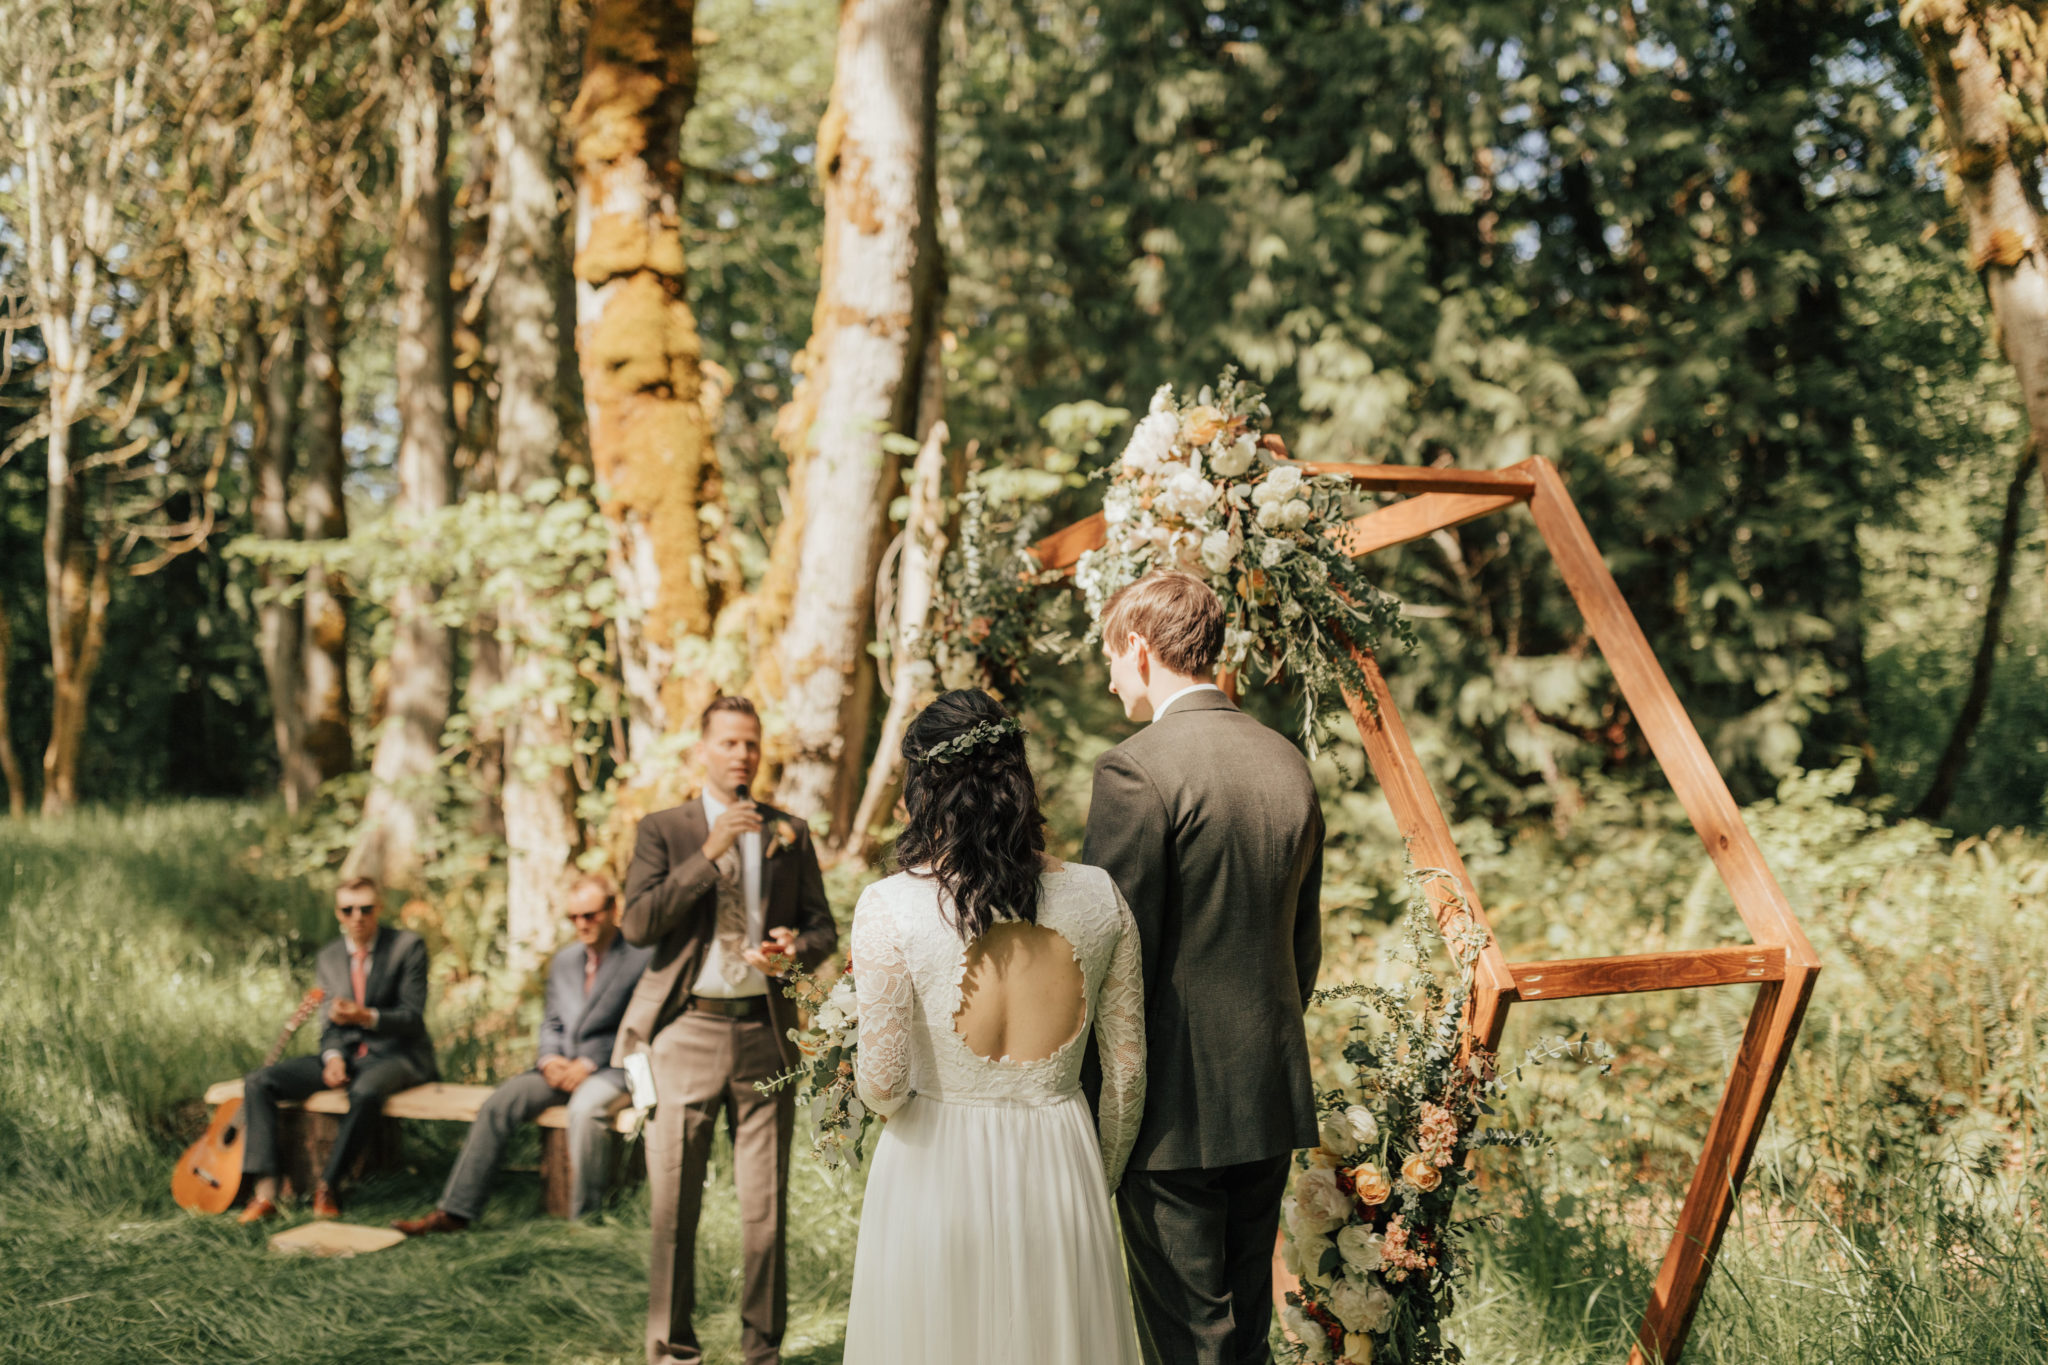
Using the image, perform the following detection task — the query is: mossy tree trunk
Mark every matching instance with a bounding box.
[570,0,735,762]
[766,0,947,837]
[300,177,354,786]
[350,2,456,885]
[495,0,583,967]
[253,317,317,815]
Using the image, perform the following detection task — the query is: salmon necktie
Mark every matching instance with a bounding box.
[350,949,369,1058]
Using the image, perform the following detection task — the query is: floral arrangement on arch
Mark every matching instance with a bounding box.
[1279,870,1610,1364]
[759,962,873,1169]
[1074,370,1412,753]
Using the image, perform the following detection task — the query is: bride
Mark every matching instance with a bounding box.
[841,689,1147,1365]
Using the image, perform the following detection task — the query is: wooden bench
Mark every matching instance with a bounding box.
[204,1079,641,1217]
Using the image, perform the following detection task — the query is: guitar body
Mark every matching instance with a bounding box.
[172,1095,249,1214]
[172,986,324,1214]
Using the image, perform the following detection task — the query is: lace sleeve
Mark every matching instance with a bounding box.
[852,889,913,1118]
[1093,879,1147,1191]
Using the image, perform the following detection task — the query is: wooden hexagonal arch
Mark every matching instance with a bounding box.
[1031,455,1820,1364]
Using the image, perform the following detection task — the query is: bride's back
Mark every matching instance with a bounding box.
[955,908,1088,1064]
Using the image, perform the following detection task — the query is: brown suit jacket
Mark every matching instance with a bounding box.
[614,797,839,1068]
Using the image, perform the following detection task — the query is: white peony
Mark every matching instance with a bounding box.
[1268,464,1304,497]
[1326,1276,1396,1334]
[1318,1112,1360,1159]
[1336,1224,1384,1277]
[1291,1166,1353,1233]
[1199,528,1234,575]
[1157,466,1222,520]
[1279,498,1313,530]
[1282,1304,1334,1363]
[1121,411,1180,474]
[1209,434,1258,478]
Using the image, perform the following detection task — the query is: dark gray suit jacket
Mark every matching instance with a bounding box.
[537,937,653,1069]
[616,797,839,1068]
[1083,689,1323,1170]
[315,926,438,1079]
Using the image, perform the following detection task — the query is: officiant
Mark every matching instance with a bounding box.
[615,695,839,1365]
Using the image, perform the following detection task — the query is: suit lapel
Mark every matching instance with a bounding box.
[361,925,393,1003]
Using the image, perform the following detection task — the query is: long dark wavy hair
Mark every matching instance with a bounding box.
[897,689,1046,941]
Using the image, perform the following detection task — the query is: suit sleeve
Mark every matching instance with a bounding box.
[1081,748,1171,995]
[1294,806,1325,1010]
[789,828,839,970]
[622,815,720,947]
[371,938,430,1038]
[316,949,347,1058]
[537,956,569,1062]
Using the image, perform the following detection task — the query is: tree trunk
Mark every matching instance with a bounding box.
[570,0,735,760]
[769,0,947,836]
[1908,8,2048,573]
[255,322,317,814]
[1914,440,2038,821]
[301,180,354,784]
[495,0,583,968]
[349,7,456,885]
[0,598,28,817]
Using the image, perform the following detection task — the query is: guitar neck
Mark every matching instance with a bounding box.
[263,988,327,1068]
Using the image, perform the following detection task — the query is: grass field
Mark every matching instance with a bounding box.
[3,799,2044,1363]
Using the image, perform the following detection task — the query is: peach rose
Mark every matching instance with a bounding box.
[1401,1154,1442,1192]
[1181,405,1223,445]
[1350,1162,1392,1206]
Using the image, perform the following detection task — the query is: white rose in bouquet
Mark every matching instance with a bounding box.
[1279,498,1313,530]
[1318,1111,1360,1158]
[1121,411,1179,474]
[1199,528,1234,575]
[1252,465,1304,506]
[1336,1224,1385,1277]
[1291,1165,1353,1234]
[1158,466,1220,520]
[1344,1104,1380,1147]
[1282,1304,1334,1363]
[1256,500,1284,530]
[1326,1276,1396,1334]
[1209,433,1258,477]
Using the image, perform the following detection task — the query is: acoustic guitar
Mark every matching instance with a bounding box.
[172,986,326,1214]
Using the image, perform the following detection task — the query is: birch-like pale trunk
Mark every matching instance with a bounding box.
[301,182,354,784]
[493,0,582,968]
[349,8,456,885]
[770,0,946,835]
[571,0,734,762]
[1908,5,2048,537]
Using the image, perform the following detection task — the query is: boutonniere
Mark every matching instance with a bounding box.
[763,818,799,861]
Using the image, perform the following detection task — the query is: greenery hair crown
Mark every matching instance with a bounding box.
[912,716,1024,766]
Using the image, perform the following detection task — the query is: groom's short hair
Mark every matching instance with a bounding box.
[1102,571,1224,676]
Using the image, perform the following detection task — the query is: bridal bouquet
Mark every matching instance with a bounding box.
[1279,874,1609,1364]
[1073,369,1411,754]
[760,962,874,1168]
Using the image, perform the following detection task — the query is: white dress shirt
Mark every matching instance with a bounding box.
[1153,682,1225,723]
[693,790,768,997]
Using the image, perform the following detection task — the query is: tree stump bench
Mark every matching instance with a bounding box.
[202,1079,642,1216]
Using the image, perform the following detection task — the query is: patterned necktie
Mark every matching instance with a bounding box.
[713,845,750,988]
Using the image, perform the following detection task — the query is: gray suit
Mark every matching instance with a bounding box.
[243,926,438,1189]
[438,936,653,1221]
[1083,689,1323,1365]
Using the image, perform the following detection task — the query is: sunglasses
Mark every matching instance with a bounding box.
[337,903,378,917]
[567,910,610,925]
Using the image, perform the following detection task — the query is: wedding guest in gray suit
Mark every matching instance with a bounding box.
[1083,571,1324,1365]
[392,873,653,1233]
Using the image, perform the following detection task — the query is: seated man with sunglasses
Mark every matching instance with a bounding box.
[239,876,437,1223]
[394,873,652,1234]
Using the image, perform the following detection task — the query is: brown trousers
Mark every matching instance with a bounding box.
[645,1008,794,1365]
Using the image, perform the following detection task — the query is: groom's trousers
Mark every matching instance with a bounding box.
[1118,1155,1293,1365]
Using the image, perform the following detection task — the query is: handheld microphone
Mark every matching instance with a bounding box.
[735,783,750,802]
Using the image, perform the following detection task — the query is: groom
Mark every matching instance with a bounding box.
[1085,570,1324,1365]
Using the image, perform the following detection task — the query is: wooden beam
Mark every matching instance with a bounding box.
[1509,947,1783,1002]
[1339,641,1518,1028]
[1338,490,1525,558]
[1029,511,1105,571]
[1298,462,1538,496]
[1522,460,1817,971]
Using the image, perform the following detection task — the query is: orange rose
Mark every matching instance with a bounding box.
[1181,405,1223,445]
[1350,1162,1392,1206]
[1401,1154,1442,1192]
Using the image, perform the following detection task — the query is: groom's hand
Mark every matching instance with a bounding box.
[703,801,763,862]
[744,926,798,976]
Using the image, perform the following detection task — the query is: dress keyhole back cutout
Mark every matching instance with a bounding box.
[952,921,1087,1064]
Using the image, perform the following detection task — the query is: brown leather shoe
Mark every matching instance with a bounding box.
[236,1197,280,1226]
[391,1209,470,1237]
[311,1182,342,1220]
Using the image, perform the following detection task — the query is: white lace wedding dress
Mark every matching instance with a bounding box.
[842,860,1147,1365]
